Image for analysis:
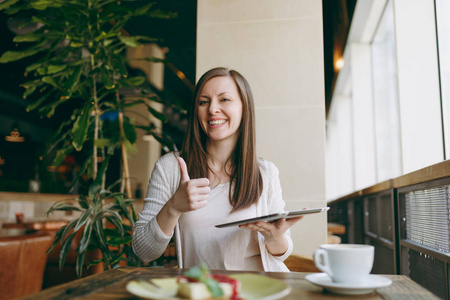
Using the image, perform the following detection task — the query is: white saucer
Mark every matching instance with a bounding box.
[305,273,392,295]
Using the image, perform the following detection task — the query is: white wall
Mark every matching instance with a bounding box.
[197,0,327,257]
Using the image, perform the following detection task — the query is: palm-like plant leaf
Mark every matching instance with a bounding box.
[0,47,41,63]
[26,91,52,110]
[46,201,83,216]
[105,215,124,235]
[74,208,92,232]
[104,228,122,237]
[123,118,137,144]
[61,65,82,99]
[72,102,93,151]
[75,250,87,278]
[52,143,74,167]
[77,195,90,210]
[79,219,93,254]
[0,0,20,10]
[92,156,110,190]
[109,253,124,267]
[59,232,76,271]
[108,236,132,246]
[60,219,78,244]
[94,219,110,259]
[147,105,168,123]
[46,225,67,255]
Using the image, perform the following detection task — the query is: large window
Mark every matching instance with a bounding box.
[436,0,450,159]
[326,0,448,201]
[326,93,354,200]
[370,0,401,182]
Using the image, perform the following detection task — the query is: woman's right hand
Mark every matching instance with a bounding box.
[157,157,210,236]
[169,157,210,214]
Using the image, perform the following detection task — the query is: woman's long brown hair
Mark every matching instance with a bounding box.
[180,67,263,212]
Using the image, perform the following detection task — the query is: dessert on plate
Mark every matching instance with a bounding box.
[176,264,241,300]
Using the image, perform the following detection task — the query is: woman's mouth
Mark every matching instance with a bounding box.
[208,119,227,126]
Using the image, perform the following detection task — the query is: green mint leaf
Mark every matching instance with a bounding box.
[202,277,224,298]
[184,264,224,298]
[184,266,202,280]
[200,263,209,276]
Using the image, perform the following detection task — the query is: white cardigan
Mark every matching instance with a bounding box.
[132,152,293,272]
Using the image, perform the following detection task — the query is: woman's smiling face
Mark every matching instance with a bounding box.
[197,76,243,145]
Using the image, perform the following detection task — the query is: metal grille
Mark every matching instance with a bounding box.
[405,186,450,253]
[366,196,378,235]
[371,240,395,274]
[408,248,447,299]
[328,201,347,224]
[352,199,364,244]
[379,194,393,241]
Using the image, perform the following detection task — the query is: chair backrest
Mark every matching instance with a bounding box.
[43,227,103,289]
[0,233,52,299]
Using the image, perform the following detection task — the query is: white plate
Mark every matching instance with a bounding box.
[305,273,392,295]
[126,278,178,299]
[126,273,291,300]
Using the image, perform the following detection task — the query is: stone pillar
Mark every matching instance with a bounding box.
[127,44,164,201]
[197,0,326,257]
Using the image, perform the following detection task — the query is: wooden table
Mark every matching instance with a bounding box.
[20,267,440,300]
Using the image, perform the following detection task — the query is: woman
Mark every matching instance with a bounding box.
[132,67,303,272]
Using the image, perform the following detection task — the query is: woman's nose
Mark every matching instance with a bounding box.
[208,101,220,114]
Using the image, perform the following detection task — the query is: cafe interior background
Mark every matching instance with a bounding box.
[0,0,449,299]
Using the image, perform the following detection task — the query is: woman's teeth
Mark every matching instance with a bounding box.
[208,120,226,125]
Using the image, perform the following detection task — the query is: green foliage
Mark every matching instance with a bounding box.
[0,0,180,276]
[0,0,178,164]
[45,170,139,277]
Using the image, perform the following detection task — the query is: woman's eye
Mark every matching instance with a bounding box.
[220,98,230,102]
[199,100,209,105]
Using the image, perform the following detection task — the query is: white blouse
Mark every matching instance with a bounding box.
[132,152,292,272]
[179,182,263,270]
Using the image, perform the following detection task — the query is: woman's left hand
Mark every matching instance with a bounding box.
[239,216,303,256]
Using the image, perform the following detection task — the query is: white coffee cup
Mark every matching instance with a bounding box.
[313,244,374,284]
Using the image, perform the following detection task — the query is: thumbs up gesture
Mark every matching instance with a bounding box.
[170,157,210,214]
[178,157,191,183]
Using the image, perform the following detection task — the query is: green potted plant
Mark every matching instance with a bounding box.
[0,0,179,277]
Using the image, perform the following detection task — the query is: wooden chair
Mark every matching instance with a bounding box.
[0,232,53,299]
[284,254,321,273]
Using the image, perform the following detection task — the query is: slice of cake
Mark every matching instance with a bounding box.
[176,265,241,299]
[177,278,234,299]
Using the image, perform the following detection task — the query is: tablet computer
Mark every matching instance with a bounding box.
[215,207,330,228]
